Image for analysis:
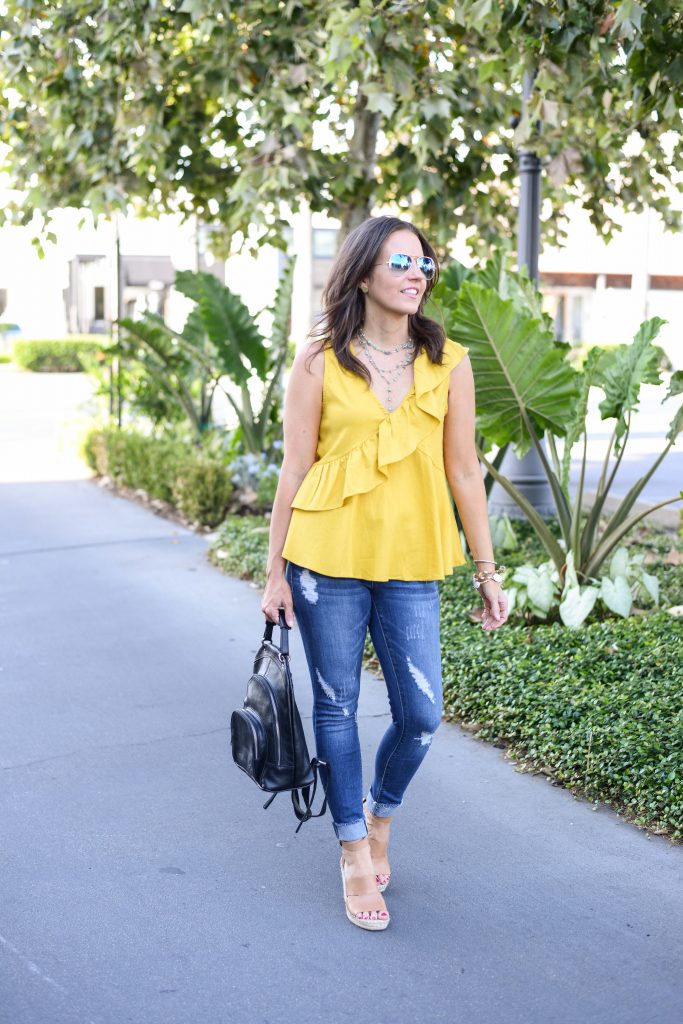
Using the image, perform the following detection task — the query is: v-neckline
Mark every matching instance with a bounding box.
[367,382,416,416]
[351,342,422,416]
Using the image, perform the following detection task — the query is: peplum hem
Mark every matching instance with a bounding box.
[291,350,459,513]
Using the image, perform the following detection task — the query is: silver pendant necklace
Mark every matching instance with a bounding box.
[358,325,412,354]
[357,329,415,411]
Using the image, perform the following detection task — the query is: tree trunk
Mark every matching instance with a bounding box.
[337,93,380,245]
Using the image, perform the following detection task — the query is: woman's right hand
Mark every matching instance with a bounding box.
[261,571,295,628]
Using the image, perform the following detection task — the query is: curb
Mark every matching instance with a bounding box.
[581,491,681,532]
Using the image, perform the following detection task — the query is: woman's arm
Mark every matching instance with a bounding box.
[261,342,324,626]
[443,355,507,630]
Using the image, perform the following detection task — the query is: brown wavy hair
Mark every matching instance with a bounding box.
[308,216,446,383]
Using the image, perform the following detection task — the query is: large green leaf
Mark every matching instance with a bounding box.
[440,259,474,296]
[560,346,605,493]
[119,313,190,370]
[118,315,204,434]
[596,317,665,454]
[175,270,266,384]
[666,370,683,398]
[477,255,548,323]
[666,402,683,445]
[453,282,580,456]
[663,368,683,445]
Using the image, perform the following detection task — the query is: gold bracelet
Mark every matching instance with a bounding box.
[472,565,506,589]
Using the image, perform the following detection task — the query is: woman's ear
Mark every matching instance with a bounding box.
[359,280,369,294]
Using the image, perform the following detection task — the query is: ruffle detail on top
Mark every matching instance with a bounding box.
[291,350,458,513]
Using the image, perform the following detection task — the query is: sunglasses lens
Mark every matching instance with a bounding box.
[417,257,435,279]
[388,253,412,272]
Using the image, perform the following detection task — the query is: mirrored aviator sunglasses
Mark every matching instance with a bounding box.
[377,253,437,279]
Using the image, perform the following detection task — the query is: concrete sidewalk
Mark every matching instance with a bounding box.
[1,477,682,1024]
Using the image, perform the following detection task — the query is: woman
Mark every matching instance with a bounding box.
[262,216,508,931]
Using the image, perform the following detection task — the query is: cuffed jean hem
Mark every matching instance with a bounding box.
[366,790,403,818]
[334,817,368,842]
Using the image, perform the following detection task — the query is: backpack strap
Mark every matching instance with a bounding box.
[260,758,330,833]
[291,758,330,833]
[263,610,290,655]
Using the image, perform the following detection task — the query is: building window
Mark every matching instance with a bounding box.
[570,293,584,342]
[312,229,338,259]
[543,291,588,344]
[551,295,566,339]
[94,286,105,321]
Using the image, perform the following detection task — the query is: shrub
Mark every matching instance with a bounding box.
[172,456,234,527]
[83,426,233,527]
[13,337,105,372]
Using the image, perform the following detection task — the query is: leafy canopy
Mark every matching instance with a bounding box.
[1,0,681,252]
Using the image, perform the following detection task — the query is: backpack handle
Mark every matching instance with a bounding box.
[263,608,290,656]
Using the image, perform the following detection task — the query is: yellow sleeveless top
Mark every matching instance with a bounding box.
[282,338,469,581]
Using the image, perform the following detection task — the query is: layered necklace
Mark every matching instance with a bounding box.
[357,325,415,411]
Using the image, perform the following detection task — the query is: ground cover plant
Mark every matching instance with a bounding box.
[209,514,683,841]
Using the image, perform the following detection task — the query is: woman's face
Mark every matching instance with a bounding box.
[360,228,427,319]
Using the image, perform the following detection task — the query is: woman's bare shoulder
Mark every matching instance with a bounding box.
[291,339,326,379]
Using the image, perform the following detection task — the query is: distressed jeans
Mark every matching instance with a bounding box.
[286,562,443,841]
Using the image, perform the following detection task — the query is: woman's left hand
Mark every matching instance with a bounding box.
[478,580,508,631]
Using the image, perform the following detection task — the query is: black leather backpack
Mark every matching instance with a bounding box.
[230,611,329,832]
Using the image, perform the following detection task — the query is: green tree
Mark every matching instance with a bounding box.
[1,2,681,254]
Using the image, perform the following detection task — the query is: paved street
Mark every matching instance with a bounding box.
[1,365,682,1024]
[568,381,682,507]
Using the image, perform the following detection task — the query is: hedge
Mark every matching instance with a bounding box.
[83,426,234,528]
[13,336,105,372]
[209,514,683,841]
[439,569,682,841]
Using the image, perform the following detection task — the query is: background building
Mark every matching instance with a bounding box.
[1,197,681,365]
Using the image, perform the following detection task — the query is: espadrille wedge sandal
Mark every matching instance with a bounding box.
[363,799,392,892]
[339,838,390,931]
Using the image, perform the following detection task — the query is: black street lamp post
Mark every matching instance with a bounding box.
[488,71,554,518]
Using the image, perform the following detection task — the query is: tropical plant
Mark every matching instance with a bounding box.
[116,313,212,439]
[117,260,294,449]
[505,545,661,628]
[434,261,683,605]
[431,252,557,501]
[488,512,520,555]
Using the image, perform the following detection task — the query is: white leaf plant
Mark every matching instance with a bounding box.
[504,545,659,629]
